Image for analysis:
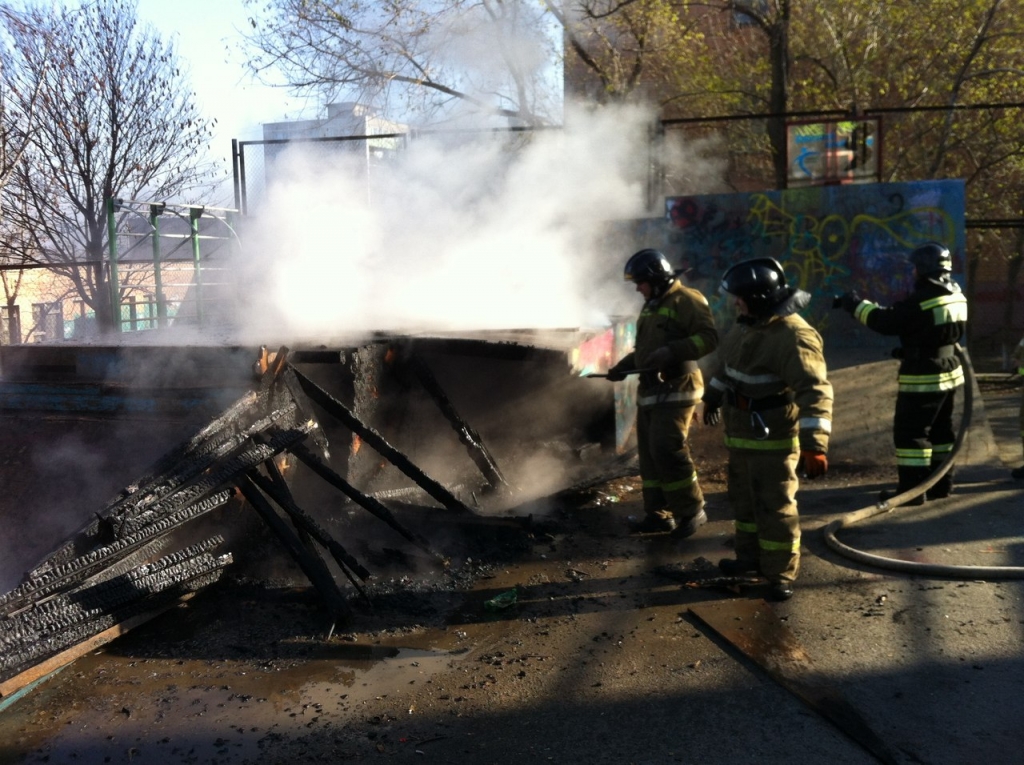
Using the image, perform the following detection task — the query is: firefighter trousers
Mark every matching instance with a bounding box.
[893,387,958,495]
[636,403,704,522]
[727,448,801,583]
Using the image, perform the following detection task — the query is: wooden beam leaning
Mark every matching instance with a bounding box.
[291,367,473,515]
[405,353,508,492]
[251,461,372,586]
[236,474,351,624]
[288,441,446,565]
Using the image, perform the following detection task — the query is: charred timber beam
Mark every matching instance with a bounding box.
[291,367,472,515]
[0,596,194,703]
[106,390,260,506]
[0,490,235,618]
[251,466,370,608]
[0,539,227,654]
[32,397,300,574]
[282,367,330,459]
[405,354,508,491]
[253,461,370,582]
[236,474,351,624]
[1,551,231,681]
[112,420,314,540]
[289,441,446,564]
[109,402,304,536]
[30,352,321,577]
[0,537,226,647]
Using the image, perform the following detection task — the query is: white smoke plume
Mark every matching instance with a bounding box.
[232,101,698,342]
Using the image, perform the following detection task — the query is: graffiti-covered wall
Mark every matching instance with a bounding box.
[662,180,966,346]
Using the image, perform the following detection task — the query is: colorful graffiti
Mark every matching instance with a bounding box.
[664,180,966,345]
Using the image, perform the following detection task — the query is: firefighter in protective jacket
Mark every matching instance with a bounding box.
[606,249,719,538]
[838,242,967,502]
[703,257,832,602]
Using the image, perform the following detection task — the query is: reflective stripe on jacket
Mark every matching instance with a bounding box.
[617,279,718,408]
[853,280,967,391]
[707,313,833,453]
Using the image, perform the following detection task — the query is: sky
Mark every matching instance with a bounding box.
[134,0,309,185]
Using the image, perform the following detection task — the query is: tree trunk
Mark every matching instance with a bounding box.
[93,262,115,334]
[3,301,21,344]
[767,2,791,189]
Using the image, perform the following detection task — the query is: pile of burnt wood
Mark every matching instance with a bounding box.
[0,347,473,698]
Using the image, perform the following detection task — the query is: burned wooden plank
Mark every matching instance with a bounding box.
[289,441,447,563]
[690,599,900,765]
[111,418,314,539]
[0,356,344,701]
[291,367,473,515]
[0,538,226,651]
[1,549,231,681]
[251,466,371,608]
[0,490,235,618]
[32,394,293,573]
[236,474,352,624]
[404,353,508,492]
[0,597,193,704]
[251,463,371,582]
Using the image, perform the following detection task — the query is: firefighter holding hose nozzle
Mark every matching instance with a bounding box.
[835,242,968,503]
[606,249,719,538]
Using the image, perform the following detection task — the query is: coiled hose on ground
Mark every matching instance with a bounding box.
[823,344,1024,579]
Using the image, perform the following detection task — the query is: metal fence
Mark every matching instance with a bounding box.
[232,127,557,217]
[106,198,240,333]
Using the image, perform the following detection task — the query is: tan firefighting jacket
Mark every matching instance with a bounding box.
[705,313,833,453]
[617,280,718,408]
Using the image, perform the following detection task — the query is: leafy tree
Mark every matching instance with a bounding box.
[550,0,705,105]
[1,0,216,334]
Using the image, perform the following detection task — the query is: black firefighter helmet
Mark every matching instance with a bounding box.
[624,248,675,292]
[909,242,953,277]
[720,257,793,316]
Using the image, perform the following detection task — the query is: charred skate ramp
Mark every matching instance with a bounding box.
[0,326,623,564]
[0,327,623,707]
[0,328,620,512]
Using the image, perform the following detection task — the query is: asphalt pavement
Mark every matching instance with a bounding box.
[1,352,1023,765]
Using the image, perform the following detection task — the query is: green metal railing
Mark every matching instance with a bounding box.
[105,197,240,332]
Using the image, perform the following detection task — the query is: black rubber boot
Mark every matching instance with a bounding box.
[670,508,707,539]
[926,470,954,499]
[627,514,677,534]
[769,582,794,601]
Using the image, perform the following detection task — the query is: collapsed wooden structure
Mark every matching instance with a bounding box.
[0,346,492,703]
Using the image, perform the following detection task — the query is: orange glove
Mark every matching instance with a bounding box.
[801,450,828,478]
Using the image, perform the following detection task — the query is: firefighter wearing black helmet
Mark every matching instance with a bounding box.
[837,242,967,502]
[606,248,719,538]
[703,257,833,601]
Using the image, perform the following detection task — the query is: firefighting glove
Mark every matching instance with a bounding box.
[838,291,863,315]
[703,403,721,426]
[801,450,828,478]
[605,361,630,382]
[644,346,674,370]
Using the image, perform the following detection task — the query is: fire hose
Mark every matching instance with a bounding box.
[823,344,1024,579]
